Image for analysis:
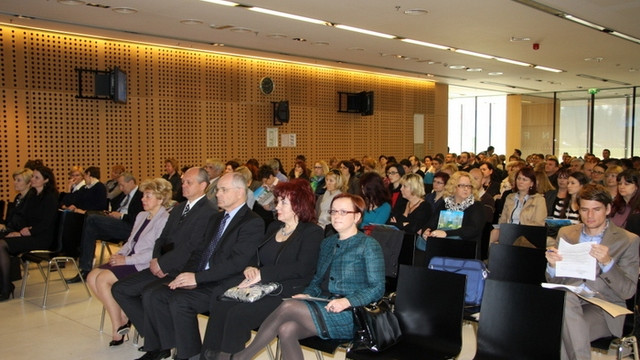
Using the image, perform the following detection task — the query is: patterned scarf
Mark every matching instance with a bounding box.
[444,194,475,212]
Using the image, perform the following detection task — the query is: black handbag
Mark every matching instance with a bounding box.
[350,297,402,352]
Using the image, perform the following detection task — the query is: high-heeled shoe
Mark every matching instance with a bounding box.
[109,333,128,347]
[117,320,131,335]
[0,283,15,302]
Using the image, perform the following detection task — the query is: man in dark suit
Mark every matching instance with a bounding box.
[546,184,639,360]
[67,172,144,282]
[112,167,216,360]
[139,172,264,360]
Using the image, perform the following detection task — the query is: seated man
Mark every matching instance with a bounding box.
[112,167,216,360]
[204,158,224,211]
[545,184,639,360]
[67,172,143,283]
[137,172,264,360]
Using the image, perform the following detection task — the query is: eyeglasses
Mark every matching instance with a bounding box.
[386,171,398,176]
[328,209,357,216]
[433,180,445,185]
[313,166,323,169]
[591,170,605,175]
[457,184,474,189]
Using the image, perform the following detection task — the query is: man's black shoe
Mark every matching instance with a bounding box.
[135,349,171,360]
[65,271,89,284]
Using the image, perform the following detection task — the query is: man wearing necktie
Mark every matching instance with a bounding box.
[139,172,264,360]
[67,172,143,283]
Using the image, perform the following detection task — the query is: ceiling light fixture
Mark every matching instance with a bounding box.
[610,31,640,45]
[111,7,138,14]
[562,14,605,31]
[495,57,531,67]
[334,24,396,39]
[455,49,493,59]
[57,0,86,5]
[488,72,503,76]
[200,0,239,6]
[403,9,429,15]
[249,7,330,26]
[534,65,563,73]
[180,19,204,25]
[448,65,466,70]
[401,38,450,50]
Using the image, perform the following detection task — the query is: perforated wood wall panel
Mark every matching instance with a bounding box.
[0,25,438,200]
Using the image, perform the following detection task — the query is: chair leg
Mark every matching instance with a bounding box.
[313,350,325,360]
[42,260,53,308]
[98,241,114,266]
[54,260,70,291]
[20,260,30,298]
[100,306,106,332]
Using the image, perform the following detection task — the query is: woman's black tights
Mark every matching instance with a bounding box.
[232,300,318,360]
[0,240,11,295]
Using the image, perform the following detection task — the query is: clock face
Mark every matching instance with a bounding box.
[260,77,274,95]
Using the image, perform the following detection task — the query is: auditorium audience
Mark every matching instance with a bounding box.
[86,178,171,347]
[288,159,310,181]
[590,162,607,185]
[0,165,58,301]
[478,161,501,197]
[386,163,407,220]
[223,193,384,360]
[339,160,360,195]
[425,171,449,213]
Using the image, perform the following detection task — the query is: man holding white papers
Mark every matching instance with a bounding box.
[545,184,639,360]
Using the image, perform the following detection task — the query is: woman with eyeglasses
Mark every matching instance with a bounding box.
[386,163,408,222]
[359,172,391,228]
[610,169,640,228]
[316,170,344,229]
[425,171,450,213]
[490,167,547,244]
[590,162,607,185]
[216,194,383,360]
[421,171,485,253]
[310,161,329,196]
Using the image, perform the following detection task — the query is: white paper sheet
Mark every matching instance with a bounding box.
[555,238,597,281]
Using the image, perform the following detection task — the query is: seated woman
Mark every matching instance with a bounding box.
[217,194,384,360]
[163,158,183,201]
[478,161,501,197]
[610,169,640,228]
[62,166,108,213]
[0,165,58,301]
[310,161,329,196]
[388,173,431,234]
[386,163,407,220]
[590,162,607,185]
[288,160,310,181]
[425,171,450,213]
[86,178,172,346]
[555,171,589,224]
[0,169,33,236]
[604,165,624,198]
[316,170,344,229]
[421,171,485,256]
[490,167,547,244]
[359,172,391,228]
[200,179,323,358]
[339,160,361,195]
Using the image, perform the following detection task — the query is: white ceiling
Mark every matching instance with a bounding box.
[1,0,639,98]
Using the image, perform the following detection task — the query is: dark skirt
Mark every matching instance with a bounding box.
[5,235,52,254]
[98,263,138,280]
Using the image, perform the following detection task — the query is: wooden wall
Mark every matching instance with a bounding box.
[0,25,440,200]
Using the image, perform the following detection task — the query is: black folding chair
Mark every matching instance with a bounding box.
[487,243,547,284]
[497,223,547,249]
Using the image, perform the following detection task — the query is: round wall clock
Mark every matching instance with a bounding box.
[259,77,274,95]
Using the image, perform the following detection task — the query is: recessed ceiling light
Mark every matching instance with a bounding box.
[311,41,330,46]
[292,37,307,42]
[466,68,483,72]
[266,33,287,39]
[180,19,204,25]
[488,72,503,76]
[210,24,233,30]
[584,57,604,62]
[404,9,429,15]
[510,36,531,42]
[448,65,466,70]
[112,7,138,14]
[57,0,85,5]
[210,43,225,47]
[348,47,365,51]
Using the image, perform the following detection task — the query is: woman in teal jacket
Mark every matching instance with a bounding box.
[220,194,385,360]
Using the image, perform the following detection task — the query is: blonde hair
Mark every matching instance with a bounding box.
[315,161,329,175]
[13,168,33,183]
[400,173,426,198]
[139,178,173,207]
[325,171,346,192]
[441,163,459,175]
[443,171,479,200]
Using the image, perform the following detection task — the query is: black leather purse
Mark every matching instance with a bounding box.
[349,297,402,352]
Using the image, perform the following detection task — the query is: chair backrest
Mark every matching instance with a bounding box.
[423,237,476,266]
[475,279,564,360]
[497,223,547,249]
[394,264,466,358]
[487,243,547,285]
[369,226,403,279]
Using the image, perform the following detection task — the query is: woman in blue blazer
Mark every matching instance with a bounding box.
[217,193,385,360]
